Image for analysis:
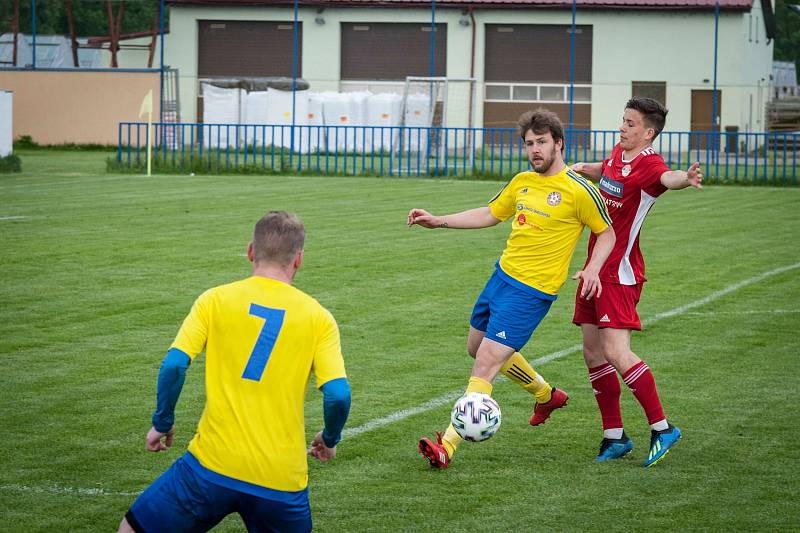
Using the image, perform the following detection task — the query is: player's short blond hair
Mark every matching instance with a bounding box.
[252,211,305,266]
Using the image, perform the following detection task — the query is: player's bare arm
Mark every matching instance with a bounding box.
[660,161,704,190]
[570,161,604,181]
[572,226,616,300]
[407,206,501,229]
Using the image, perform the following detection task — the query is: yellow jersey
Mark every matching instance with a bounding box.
[489,167,612,296]
[171,275,346,492]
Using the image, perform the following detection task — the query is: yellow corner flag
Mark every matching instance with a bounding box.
[139,89,153,176]
[139,89,153,117]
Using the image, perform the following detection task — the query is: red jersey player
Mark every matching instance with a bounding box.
[571,96,703,467]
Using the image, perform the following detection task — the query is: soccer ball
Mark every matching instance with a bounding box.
[450,392,502,442]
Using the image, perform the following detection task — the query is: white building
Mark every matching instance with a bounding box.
[164,0,775,134]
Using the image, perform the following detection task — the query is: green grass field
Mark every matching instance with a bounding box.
[1,150,799,531]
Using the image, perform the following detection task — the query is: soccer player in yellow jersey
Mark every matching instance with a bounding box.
[408,109,616,469]
[119,211,350,532]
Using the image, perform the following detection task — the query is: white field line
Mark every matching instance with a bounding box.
[343,261,800,439]
[682,310,800,316]
[0,483,138,497]
[640,262,800,324]
[0,215,29,221]
[3,262,798,498]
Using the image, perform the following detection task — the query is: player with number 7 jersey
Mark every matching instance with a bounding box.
[175,276,346,492]
[120,211,350,533]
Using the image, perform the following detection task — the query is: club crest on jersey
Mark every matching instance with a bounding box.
[622,164,632,177]
[517,213,527,225]
[547,191,562,206]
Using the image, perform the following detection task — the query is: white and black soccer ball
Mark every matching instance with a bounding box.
[450,392,501,442]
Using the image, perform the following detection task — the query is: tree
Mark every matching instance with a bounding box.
[0,0,161,37]
[775,0,800,74]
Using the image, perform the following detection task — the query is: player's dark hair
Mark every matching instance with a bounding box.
[625,96,668,139]
[253,211,305,266]
[517,108,565,153]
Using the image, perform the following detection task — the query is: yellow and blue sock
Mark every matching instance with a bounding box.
[500,351,553,403]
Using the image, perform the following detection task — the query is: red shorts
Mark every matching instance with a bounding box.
[572,281,644,330]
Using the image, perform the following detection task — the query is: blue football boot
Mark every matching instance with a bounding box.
[596,432,634,461]
[644,424,682,467]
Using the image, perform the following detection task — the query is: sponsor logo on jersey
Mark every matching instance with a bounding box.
[547,191,562,206]
[516,203,551,218]
[520,187,528,194]
[599,176,624,198]
[599,314,611,323]
[496,331,507,339]
[621,164,632,177]
[516,212,544,231]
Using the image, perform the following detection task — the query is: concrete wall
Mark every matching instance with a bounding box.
[167,4,773,133]
[0,70,160,145]
[167,5,474,123]
[589,9,772,133]
[0,5,772,144]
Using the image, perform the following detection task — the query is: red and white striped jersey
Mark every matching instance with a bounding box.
[584,143,670,285]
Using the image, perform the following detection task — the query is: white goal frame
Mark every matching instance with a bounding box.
[394,76,478,174]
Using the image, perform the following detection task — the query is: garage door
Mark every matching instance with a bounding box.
[483,24,592,131]
[198,20,302,78]
[341,23,446,81]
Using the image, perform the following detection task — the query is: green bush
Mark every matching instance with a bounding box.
[14,135,116,152]
[106,153,286,175]
[13,135,39,149]
[0,153,22,173]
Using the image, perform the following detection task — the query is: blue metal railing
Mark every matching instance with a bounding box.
[116,122,800,184]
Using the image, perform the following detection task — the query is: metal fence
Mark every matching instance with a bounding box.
[116,122,800,184]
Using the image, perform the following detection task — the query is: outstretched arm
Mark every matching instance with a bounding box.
[148,347,191,452]
[407,206,501,229]
[570,162,604,182]
[572,226,616,300]
[660,161,704,190]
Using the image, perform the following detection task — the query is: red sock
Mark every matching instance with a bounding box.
[622,360,666,425]
[588,363,622,430]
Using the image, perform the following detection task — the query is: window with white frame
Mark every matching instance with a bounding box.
[484,82,591,104]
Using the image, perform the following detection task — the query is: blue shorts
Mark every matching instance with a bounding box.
[127,453,311,533]
[470,268,555,351]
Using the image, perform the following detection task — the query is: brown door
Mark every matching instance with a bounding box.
[484,24,593,84]
[340,23,446,81]
[198,21,301,78]
[482,24,592,137]
[690,89,721,150]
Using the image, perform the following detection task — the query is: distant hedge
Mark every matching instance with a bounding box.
[0,154,21,173]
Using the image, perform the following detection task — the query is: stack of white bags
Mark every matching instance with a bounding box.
[200,83,433,154]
